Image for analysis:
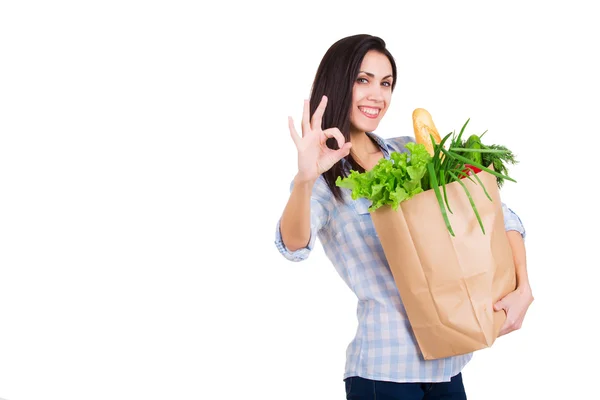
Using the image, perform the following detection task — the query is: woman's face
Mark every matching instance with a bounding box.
[349,50,394,135]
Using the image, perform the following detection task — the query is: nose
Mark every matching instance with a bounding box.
[367,84,385,103]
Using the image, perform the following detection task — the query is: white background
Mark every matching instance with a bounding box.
[1,1,598,399]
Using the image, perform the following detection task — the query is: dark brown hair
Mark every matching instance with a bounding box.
[309,34,397,202]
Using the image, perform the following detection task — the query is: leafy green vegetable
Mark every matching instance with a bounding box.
[335,142,432,211]
[425,120,516,235]
[427,162,454,236]
[335,117,518,237]
[449,126,518,188]
[481,144,517,188]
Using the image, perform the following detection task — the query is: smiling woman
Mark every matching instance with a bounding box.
[348,51,394,171]
[301,36,398,198]
[273,34,529,400]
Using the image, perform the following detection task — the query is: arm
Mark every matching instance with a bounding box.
[494,205,534,336]
[279,176,316,252]
[275,176,331,262]
[507,230,531,294]
[275,95,350,261]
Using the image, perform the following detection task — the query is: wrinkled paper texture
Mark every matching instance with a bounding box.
[371,170,516,360]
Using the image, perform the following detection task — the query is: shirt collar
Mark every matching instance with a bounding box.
[365,131,392,159]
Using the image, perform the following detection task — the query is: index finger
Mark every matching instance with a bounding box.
[301,99,310,136]
[311,95,328,131]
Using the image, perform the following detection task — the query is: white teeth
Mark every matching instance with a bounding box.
[359,107,379,116]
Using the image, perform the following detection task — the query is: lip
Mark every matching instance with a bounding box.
[358,106,381,119]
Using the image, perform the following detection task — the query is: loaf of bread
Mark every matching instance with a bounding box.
[412,108,441,156]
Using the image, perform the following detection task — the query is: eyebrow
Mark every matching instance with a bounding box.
[359,71,394,80]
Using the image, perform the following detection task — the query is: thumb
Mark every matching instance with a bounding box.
[335,142,352,159]
[493,299,506,312]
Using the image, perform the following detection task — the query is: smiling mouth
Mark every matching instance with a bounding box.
[359,106,380,119]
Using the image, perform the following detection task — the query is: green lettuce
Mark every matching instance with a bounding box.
[335,142,432,211]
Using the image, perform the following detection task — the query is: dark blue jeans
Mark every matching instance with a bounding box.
[345,373,467,400]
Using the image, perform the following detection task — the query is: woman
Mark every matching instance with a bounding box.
[274,34,533,400]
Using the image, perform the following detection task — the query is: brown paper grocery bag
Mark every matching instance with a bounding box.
[370,169,516,360]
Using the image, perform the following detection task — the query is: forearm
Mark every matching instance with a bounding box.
[506,230,531,293]
[279,175,316,252]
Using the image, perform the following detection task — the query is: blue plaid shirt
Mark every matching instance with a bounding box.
[274,133,526,383]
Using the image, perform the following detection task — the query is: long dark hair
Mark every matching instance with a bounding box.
[309,34,397,202]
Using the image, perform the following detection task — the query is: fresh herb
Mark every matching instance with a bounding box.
[449,124,518,188]
[481,144,517,188]
[427,119,516,234]
[336,118,517,236]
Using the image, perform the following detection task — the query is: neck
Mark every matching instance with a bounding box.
[350,131,379,154]
[349,131,383,171]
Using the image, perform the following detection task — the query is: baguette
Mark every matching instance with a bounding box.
[412,108,441,156]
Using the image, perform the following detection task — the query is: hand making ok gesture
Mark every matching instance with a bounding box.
[288,95,352,182]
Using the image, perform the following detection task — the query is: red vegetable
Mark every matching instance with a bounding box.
[462,164,482,177]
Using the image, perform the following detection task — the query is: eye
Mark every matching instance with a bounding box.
[382,81,392,87]
[356,77,368,84]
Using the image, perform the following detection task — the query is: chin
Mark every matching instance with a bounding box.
[359,122,380,133]
[351,115,383,134]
